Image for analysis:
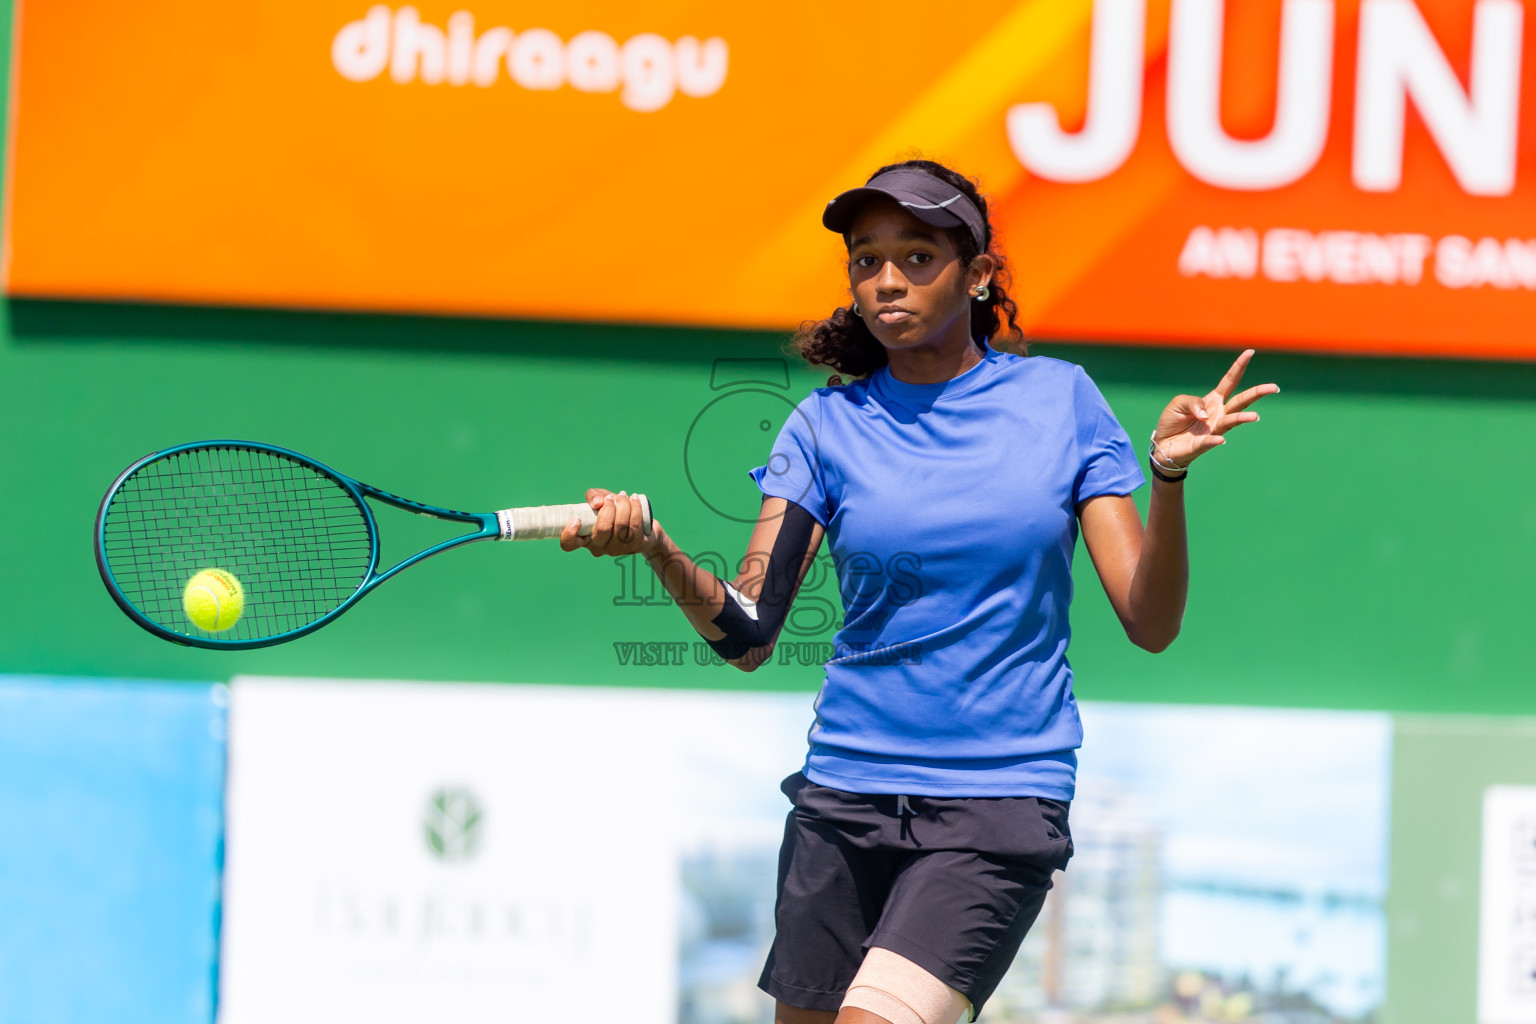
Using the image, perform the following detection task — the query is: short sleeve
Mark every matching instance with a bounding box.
[1072,365,1146,505]
[749,394,830,527]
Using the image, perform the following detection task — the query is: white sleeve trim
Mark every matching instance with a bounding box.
[721,581,760,622]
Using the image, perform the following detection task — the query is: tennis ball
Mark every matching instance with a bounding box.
[183,569,244,632]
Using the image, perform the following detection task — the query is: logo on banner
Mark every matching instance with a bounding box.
[332,6,729,112]
[423,786,483,862]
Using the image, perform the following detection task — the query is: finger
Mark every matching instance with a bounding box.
[1213,410,1260,433]
[558,515,587,552]
[625,491,644,545]
[588,492,617,553]
[1166,393,1208,421]
[585,487,612,507]
[610,491,633,545]
[1223,382,1280,415]
[1181,435,1228,464]
[1213,348,1255,400]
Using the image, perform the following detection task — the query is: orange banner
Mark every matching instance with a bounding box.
[5,1,1535,357]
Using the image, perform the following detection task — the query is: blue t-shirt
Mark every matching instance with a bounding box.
[749,343,1144,799]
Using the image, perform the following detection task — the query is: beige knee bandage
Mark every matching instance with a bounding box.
[841,947,973,1024]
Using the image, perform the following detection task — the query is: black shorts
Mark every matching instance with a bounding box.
[758,773,1072,1019]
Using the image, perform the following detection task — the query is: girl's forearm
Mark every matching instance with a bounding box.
[640,524,730,639]
[1127,477,1189,652]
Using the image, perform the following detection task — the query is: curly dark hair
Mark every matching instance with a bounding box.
[791,158,1024,384]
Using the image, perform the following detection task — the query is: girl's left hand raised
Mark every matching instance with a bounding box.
[1152,349,1279,470]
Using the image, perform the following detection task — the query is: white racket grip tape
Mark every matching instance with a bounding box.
[495,494,652,541]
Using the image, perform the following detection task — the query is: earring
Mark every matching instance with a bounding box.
[851,301,861,316]
[973,285,990,302]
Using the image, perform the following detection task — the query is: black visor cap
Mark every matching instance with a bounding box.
[822,169,988,253]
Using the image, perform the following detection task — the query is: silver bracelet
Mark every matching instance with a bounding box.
[1149,432,1189,475]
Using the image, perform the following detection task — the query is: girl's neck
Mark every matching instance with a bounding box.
[885,329,984,385]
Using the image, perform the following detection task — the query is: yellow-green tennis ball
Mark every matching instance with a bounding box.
[183,569,244,632]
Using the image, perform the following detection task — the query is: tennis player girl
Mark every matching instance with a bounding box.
[563,159,1278,1024]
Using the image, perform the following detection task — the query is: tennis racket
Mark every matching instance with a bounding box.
[94,440,651,650]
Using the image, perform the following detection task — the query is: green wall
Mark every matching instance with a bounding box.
[2,0,1534,714]
[3,297,1535,713]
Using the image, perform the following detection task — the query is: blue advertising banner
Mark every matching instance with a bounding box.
[0,676,226,1024]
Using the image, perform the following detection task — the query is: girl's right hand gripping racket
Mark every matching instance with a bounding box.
[94,440,651,650]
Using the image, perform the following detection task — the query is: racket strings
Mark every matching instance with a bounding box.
[100,446,374,641]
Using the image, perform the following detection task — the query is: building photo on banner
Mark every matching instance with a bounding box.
[4,3,1536,1024]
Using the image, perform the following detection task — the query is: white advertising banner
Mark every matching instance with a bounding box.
[1480,786,1536,1024]
[219,681,1392,1024]
[220,678,696,1024]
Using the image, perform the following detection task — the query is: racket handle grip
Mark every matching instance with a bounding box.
[496,494,653,542]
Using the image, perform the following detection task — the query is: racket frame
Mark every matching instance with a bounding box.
[95,440,501,650]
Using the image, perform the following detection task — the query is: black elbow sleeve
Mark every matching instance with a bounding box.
[703,502,818,661]
[706,589,768,660]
